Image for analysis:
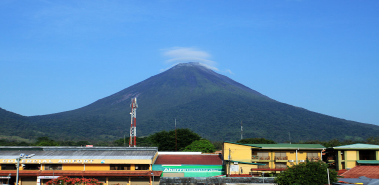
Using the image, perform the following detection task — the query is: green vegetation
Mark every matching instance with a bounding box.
[149,128,202,151]
[184,139,216,153]
[275,160,337,185]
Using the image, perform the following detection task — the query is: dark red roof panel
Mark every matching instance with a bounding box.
[155,154,222,165]
[341,166,379,179]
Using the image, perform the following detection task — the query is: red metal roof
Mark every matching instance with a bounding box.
[0,170,162,177]
[341,166,379,179]
[155,154,222,165]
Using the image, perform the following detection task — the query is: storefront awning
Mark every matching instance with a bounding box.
[357,160,379,164]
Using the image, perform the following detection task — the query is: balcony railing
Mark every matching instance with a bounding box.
[256,166,287,170]
[259,156,270,160]
[306,157,320,161]
[258,165,270,169]
[327,156,335,161]
[275,156,288,160]
[252,156,270,160]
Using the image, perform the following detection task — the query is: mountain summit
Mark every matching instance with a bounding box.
[2,62,379,142]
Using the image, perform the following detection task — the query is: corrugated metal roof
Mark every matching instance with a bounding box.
[225,141,324,149]
[333,143,379,149]
[0,148,157,160]
[251,144,325,149]
[155,154,222,165]
[0,146,158,151]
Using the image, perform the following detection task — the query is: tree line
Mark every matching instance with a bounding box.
[2,129,379,152]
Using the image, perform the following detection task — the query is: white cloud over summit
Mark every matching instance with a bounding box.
[162,47,219,71]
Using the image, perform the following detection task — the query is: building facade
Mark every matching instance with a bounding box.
[223,142,325,176]
[0,146,161,185]
[325,143,379,171]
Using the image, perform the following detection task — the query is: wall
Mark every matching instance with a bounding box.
[223,143,255,162]
[153,165,223,177]
[62,164,84,171]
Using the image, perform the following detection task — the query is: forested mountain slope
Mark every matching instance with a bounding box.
[2,63,379,142]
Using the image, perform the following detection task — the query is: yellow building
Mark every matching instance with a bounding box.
[223,142,325,176]
[326,143,379,171]
[0,146,160,185]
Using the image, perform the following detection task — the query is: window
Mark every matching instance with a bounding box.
[23,164,40,170]
[258,162,269,169]
[257,152,270,160]
[275,152,287,160]
[275,162,287,169]
[1,164,16,170]
[135,164,149,170]
[110,164,130,170]
[252,151,259,159]
[307,152,319,160]
[45,164,62,170]
[359,150,376,160]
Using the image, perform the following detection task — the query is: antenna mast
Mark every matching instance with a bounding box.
[129,98,138,147]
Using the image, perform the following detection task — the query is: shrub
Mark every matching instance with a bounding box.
[275,160,337,185]
[45,176,103,185]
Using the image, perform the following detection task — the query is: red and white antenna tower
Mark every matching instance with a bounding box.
[129,97,138,147]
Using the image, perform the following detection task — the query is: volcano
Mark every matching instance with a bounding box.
[1,62,378,142]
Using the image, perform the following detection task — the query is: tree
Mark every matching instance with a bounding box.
[34,137,59,146]
[184,139,216,153]
[75,141,91,146]
[275,160,337,185]
[237,138,276,144]
[149,128,201,151]
[113,137,154,147]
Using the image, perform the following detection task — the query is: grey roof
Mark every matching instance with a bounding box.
[0,147,158,160]
[338,177,379,185]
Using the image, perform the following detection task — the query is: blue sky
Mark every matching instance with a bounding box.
[1,0,378,125]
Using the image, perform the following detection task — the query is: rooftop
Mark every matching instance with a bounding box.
[341,166,379,179]
[155,154,223,165]
[333,143,379,150]
[0,146,158,160]
[225,141,325,149]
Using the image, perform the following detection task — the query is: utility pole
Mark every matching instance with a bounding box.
[228,148,231,177]
[129,98,138,147]
[175,119,177,151]
[241,121,243,140]
[16,154,34,185]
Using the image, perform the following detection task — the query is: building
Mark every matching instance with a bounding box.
[223,141,325,176]
[325,143,379,171]
[0,146,161,185]
[152,152,223,177]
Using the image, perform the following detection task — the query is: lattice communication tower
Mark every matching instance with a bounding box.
[129,98,138,147]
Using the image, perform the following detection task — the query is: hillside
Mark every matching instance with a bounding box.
[2,62,379,142]
[0,108,38,140]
